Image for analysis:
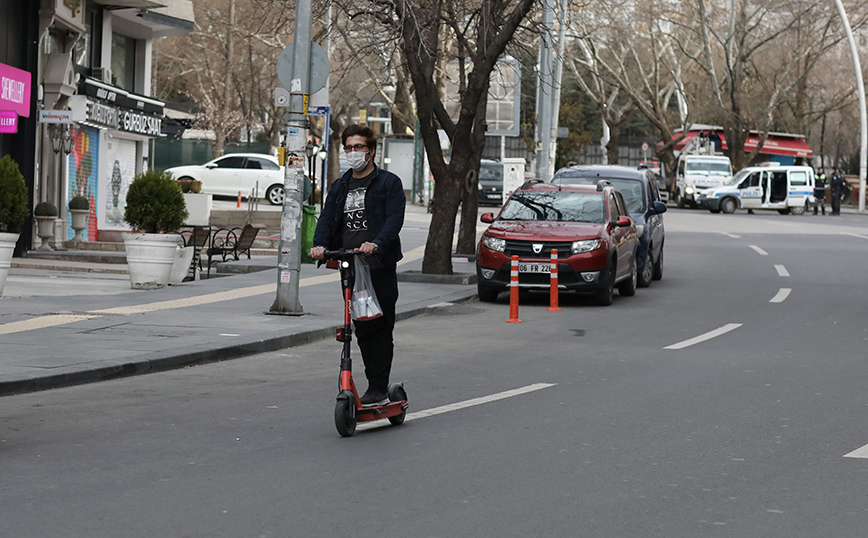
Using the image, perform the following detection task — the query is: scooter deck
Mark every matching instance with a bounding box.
[355,400,408,422]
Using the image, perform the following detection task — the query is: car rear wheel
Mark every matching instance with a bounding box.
[477,282,500,303]
[791,203,806,215]
[266,184,285,205]
[618,258,637,297]
[594,264,615,306]
[720,197,737,214]
[638,251,653,288]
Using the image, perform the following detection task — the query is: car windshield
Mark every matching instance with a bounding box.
[550,175,646,213]
[499,191,605,223]
[685,160,731,176]
[727,168,751,186]
[479,163,503,181]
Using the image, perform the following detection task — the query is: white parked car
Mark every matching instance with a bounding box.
[165,153,287,205]
[697,164,815,215]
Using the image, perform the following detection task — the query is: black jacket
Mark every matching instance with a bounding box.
[313,166,405,266]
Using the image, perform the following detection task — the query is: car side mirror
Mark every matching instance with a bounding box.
[205,163,217,169]
[480,213,495,223]
[652,201,667,214]
[616,216,632,227]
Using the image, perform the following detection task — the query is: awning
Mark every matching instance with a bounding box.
[669,131,812,158]
[732,134,813,158]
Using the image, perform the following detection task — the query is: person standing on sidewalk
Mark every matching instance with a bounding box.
[814,167,827,215]
[830,168,846,216]
[309,124,406,406]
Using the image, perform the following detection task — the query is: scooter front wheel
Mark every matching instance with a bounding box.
[335,395,357,437]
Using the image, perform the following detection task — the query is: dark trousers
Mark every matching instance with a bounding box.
[831,189,842,215]
[814,190,825,214]
[353,266,398,392]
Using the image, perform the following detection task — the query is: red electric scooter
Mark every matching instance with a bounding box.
[322,249,408,437]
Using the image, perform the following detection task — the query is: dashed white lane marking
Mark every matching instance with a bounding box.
[355,383,557,431]
[775,265,790,277]
[664,323,743,350]
[844,443,868,458]
[0,246,428,333]
[719,232,741,239]
[749,245,769,256]
[769,288,791,303]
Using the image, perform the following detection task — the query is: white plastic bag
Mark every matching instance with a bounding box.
[351,257,383,321]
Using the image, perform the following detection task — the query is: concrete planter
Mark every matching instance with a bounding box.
[69,209,88,242]
[35,216,56,251]
[183,193,213,226]
[0,232,18,297]
[122,233,181,289]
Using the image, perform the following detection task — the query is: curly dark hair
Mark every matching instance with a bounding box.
[341,124,376,152]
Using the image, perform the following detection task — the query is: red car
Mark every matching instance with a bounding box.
[476,180,639,306]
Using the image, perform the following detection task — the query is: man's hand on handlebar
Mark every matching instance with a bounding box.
[359,242,378,257]
[309,246,326,260]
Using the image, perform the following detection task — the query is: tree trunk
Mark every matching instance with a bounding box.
[606,122,621,164]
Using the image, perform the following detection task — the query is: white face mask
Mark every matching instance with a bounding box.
[347,150,370,172]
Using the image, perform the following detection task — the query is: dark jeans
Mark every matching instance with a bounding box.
[353,266,398,392]
[814,190,825,214]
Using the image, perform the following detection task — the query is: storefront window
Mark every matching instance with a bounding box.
[111,33,136,91]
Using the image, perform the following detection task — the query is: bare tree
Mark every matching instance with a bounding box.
[687,0,839,169]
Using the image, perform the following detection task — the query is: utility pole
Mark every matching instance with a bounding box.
[270,0,313,315]
[535,0,554,180]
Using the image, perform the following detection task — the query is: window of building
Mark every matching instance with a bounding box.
[111,33,136,91]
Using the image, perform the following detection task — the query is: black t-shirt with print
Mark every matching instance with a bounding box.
[341,170,376,251]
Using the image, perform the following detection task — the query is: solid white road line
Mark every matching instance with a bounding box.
[775,265,790,277]
[719,232,741,239]
[841,232,868,240]
[355,383,557,431]
[844,443,868,458]
[749,245,769,256]
[664,323,743,350]
[769,288,791,303]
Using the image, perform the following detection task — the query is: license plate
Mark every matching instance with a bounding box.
[518,263,551,273]
[487,194,501,199]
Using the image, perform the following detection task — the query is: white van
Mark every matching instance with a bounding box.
[697,164,815,215]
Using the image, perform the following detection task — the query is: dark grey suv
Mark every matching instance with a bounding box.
[551,164,666,287]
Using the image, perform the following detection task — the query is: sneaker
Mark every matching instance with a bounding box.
[360,388,388,407]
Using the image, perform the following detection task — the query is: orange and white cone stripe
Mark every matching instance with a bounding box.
[547,249,562,311]
[506,255,522,323]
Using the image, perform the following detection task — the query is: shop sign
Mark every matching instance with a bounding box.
[83,99,162,137]
[39,110,74,124]
[0,62,31,117]
[0,110,17,133]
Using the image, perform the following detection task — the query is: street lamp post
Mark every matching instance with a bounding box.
[834,0,867,212]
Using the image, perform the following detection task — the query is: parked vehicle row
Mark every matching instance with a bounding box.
[476,165,667,306]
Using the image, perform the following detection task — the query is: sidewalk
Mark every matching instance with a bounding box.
[0,228,480,398]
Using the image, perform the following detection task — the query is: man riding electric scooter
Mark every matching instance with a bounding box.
[309,124,406,407]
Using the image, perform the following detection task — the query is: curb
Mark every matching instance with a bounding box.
[0,289,479,398]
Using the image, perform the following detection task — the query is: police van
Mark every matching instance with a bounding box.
[697,164,815,215]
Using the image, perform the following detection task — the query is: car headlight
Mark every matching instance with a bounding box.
[571,239,602,254]
[635,224,645,236]
[482,235,506,252]
[685,186,695,195]
[478,183,483,191]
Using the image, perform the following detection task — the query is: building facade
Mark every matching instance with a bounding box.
[0,0,193,253]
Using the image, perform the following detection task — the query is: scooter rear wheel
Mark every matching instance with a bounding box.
[335,396,357,437]
[387,385,408,426]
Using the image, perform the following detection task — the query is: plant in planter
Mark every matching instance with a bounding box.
[123,170,189,289]
[69,195,90,243]
[34,201,58,251]
[0,154,29,296]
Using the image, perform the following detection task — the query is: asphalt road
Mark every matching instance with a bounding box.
[4,208,868,537]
